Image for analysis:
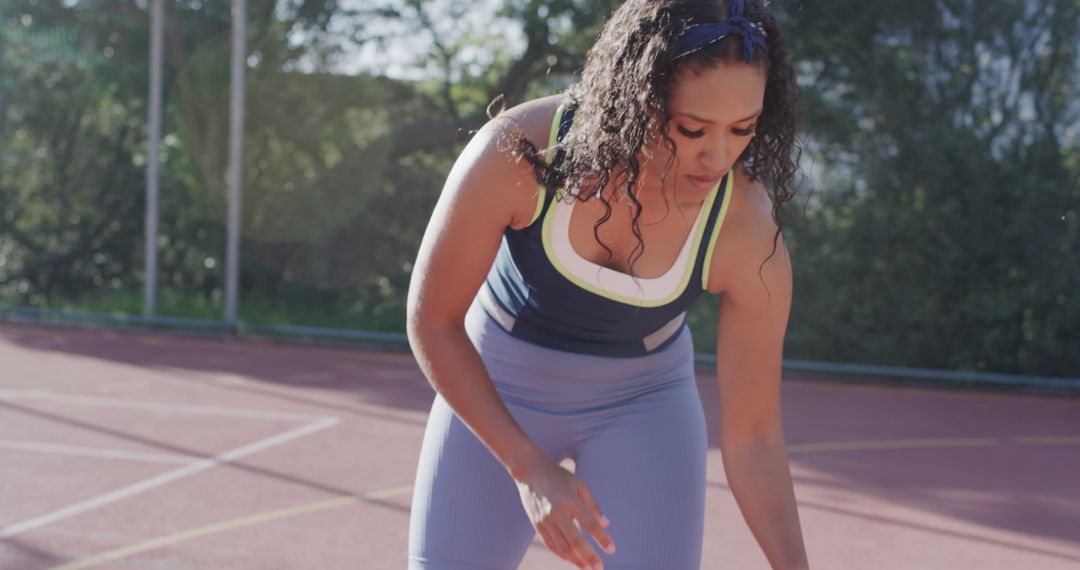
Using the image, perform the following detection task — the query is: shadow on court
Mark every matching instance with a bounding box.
[1,321,1077,569]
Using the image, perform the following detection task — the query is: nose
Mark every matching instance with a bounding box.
[698,140,727,173]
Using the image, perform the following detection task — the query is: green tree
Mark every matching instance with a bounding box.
[3,0,1075,376]
[782,0,1080,375]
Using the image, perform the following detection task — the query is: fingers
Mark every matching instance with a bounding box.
[557,517,604,569]
[537,524,571,561]
[577,482,607,527]
[577,483,617,555]
[539,507,609,569]
[528,471,617,569]
[574,511,616,557]
[540,515,594,569]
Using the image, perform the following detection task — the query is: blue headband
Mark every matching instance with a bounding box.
[673,0,767,63]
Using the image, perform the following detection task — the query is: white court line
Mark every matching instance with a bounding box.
[0,390,327,421]
[0,439,200,464]
[0,416,339,541]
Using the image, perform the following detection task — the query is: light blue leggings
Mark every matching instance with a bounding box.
[408,299,708,569]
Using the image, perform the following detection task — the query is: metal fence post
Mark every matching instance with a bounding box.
[225,0,246,324]
[143,0,164,317]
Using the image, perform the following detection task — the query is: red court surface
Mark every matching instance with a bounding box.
[1,321,1078,569]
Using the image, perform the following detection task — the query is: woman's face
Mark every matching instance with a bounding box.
[638,61,767,201]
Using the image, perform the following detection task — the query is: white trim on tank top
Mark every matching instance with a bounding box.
[547,194,704,303]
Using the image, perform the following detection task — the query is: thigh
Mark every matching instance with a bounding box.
[408,393,536,570]
[573,380,709,570]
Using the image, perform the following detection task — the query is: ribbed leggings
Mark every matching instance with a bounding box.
[407,299,708,569]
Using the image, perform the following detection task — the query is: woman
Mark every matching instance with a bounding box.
[406,0,808,568]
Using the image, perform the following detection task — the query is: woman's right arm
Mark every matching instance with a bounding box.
[406,101,618,568]
[405,110,549,479]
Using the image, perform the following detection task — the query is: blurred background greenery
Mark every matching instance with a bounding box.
[1,0,1077,377]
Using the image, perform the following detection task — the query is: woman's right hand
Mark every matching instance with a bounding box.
[514,458,617,569]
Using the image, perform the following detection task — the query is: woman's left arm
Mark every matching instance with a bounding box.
[713,182,808,570]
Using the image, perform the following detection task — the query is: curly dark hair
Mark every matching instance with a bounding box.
[490,0,801,282]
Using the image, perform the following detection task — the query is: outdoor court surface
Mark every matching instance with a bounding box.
[1,321,1077,570]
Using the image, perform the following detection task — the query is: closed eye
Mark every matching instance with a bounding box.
[676,125,705,139]
[732,123,757,137]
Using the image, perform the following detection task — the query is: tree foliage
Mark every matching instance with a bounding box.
[1,0,1076,374]
[781,0,1079,374]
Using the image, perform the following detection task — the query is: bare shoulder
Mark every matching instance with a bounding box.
[469,93,566,229]
[407,94,567,328]
[486,93,565,139]
[730,163,777,226]
[705,164,791,305]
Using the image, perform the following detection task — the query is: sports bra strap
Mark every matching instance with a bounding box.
[543,104,576,193]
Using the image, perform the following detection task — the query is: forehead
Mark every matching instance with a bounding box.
[668,62,767,122]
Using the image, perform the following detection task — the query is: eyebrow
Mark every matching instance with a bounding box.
[674,109,762,124]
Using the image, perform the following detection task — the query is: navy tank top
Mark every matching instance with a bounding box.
[478,100,734,357]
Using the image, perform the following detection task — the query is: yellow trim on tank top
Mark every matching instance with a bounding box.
[701,172,734,290]
[541,169,726,307]
[526,101,571,227]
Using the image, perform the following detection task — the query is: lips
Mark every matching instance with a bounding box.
[687,174,722,189]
